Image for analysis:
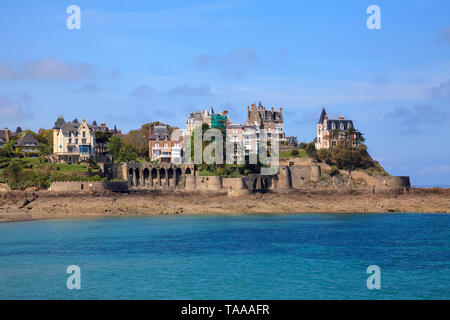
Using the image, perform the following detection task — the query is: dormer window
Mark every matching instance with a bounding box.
[332,123,336,130]
[340,123,344,130]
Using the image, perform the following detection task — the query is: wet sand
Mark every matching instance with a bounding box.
[0,188,449,223]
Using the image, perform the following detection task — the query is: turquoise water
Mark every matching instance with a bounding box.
[0,213,449,299]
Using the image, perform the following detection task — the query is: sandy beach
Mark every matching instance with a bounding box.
[0,188,448,223]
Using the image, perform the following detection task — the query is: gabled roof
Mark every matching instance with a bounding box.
[326,119,354,131]
[53,116,66,129]
[318,108,327,124]
[61,122,77,134]
[150,125,169,140]
[15,132,41,147]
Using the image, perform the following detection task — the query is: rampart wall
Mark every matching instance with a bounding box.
[49,181,128,192]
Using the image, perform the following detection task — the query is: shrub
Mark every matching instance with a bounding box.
[290,148,299,156]
[329,166,340,177]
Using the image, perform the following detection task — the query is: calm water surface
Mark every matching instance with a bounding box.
[0,213,449,299]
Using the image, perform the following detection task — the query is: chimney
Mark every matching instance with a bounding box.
[338,116,344,119]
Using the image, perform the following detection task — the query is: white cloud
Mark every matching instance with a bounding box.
[0,95,32,122]
[194,47,258,78]
[420,165,450,174]
[0,58,92,81]
[130,84,158,99]
[168,84,212,97]
[427,79,450,100]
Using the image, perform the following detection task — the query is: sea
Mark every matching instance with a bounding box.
[0,213,448,299]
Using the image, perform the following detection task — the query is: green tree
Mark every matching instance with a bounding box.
[122,121,173,157]
[107,135,123,160]
[305,142,316,158]
[118,144,137,162]
[3,160,23,187]
[36,129,53,154]
[331,143,372,176]
[95,130,113,155]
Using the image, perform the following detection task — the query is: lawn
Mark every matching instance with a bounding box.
[279,148,308,159]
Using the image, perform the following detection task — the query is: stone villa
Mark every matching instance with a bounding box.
[186,107,229,136]
[14,132,41,154]
[315,108,355,150]
[52,116,119,163]
[148,126,184,163]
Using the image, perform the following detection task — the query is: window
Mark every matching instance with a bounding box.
[68,139,72,144]
[82,139,86,144]
[164,143,168,147]
[79,145,91,154]
[75,139,78,144]
[340,123,344,130]
[332,123,336,130]
[83,131,86,137]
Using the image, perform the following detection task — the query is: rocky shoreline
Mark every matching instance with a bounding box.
[0,188,449,223]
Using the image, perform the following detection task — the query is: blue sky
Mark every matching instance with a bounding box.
[0,0,449,186]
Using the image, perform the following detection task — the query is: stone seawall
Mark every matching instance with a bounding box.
[49,181,128,192]
[195,176,223,190]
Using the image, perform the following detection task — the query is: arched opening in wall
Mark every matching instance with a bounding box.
[168,168,174,187]
[151,168,157,186]
[252,178,258,189]
[143,168,150,186]
[128,168,134,186]
[81,184,84,190]
[186,168,191,175]
[135,168,140,187]
[262,176,271,189]
[160,168,166,186]
[175,168,182,187]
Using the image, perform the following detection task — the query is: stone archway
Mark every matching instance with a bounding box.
[134,168,140,187]
[252,177,258,189]
[151,168,157,186]
[175,168,182,187]
[128,168,134,186]
[160,168,166,187]
[186,167,192,175]
[168,168,174,187]
[143,168,150,187]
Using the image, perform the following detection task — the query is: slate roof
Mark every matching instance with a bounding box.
[61,122,78,134]
[53,116,66,129]
[150,126,169,140]
[255,102,282,121]
[15,132,41,147]
[318,108,327,124]
[326,119,354,131]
